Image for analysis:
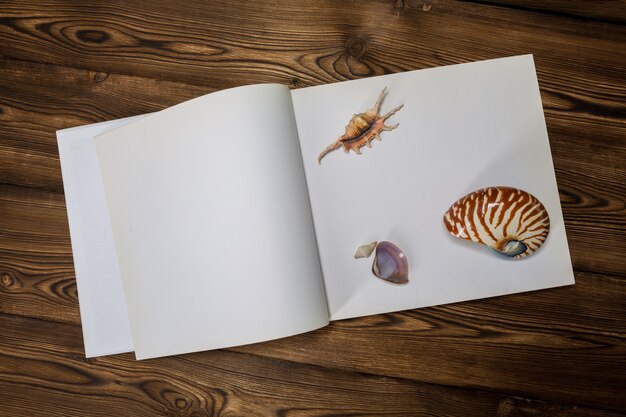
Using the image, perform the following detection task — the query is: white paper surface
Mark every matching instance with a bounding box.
[57,116,146,357]
[95,84,328,360]
[292,55,575,320]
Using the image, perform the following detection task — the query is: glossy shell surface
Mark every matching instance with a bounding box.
[443,187,550,259]
[318,88,404,164]
[372,241,409,284]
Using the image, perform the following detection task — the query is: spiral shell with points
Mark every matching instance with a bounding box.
[317,88,404,164]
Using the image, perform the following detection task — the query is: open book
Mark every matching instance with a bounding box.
[57,55,574,360]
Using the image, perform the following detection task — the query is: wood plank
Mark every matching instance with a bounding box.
[553,163,626,276]
[464,0,626,24]
[1,1,624,415]
[1,1,625,412]
[1,182,625,411]
[0,0,624,92]
[0,55,620,193]
[6,313,623,417]
[0,58,211,191]
[0,183,78,324]
[232,272,626,412]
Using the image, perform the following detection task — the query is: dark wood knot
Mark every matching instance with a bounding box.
[290,77,302,88]
[93,72,109,83]
[76,29,110,44]
[175,398,188,410]
[345,37,368,60]
[1,273,14,288]
[394,0,405,11]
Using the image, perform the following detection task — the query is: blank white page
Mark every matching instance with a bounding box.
[95,84,328,360]
[292,55,575,320]
[57,116,145,357]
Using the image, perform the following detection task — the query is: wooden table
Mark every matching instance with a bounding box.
[1,1,625,415]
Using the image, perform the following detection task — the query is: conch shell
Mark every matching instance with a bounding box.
[318,88,404,164]
[443,186,550,259]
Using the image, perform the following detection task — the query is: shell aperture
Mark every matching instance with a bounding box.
[443,186,550,259]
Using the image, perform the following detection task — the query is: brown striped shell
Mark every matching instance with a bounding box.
[443,187,550,259]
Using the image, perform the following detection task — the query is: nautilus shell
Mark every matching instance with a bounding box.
[355,241,409,284]
[318,88,404,164]
[443,187,550,259]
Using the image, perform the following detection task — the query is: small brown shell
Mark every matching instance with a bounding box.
[443,186,550,259]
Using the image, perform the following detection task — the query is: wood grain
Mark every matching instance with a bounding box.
[1,178,625,410]
[1,55,624,192]
[0,0,624,89]
[1,313,624,417]
[0,183,78,324]
[465,0,626,23]
[1,56,625,278]
[1,0,625,415]
[0,58,212,191]
[233,272,626,412]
